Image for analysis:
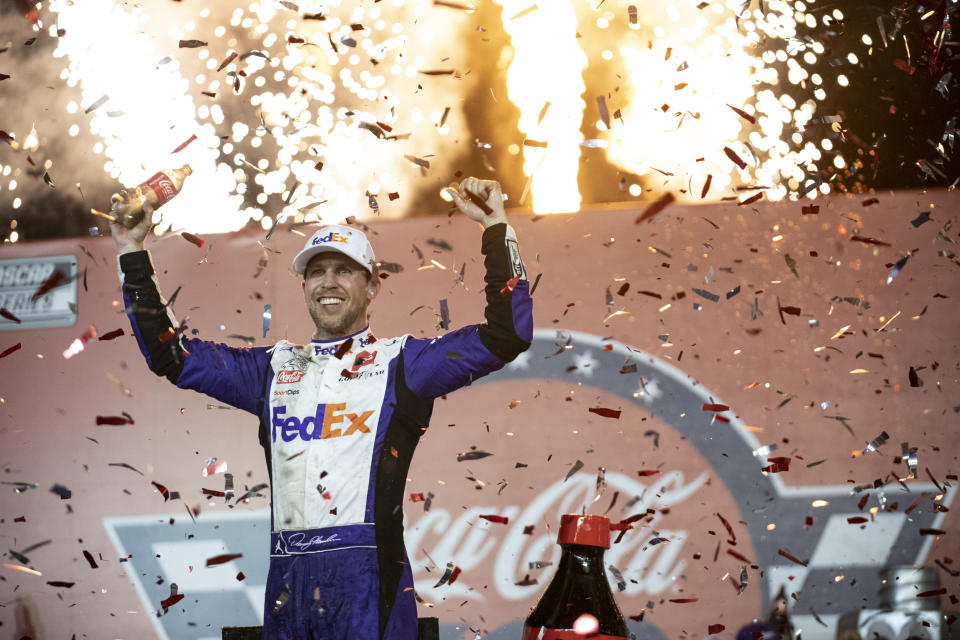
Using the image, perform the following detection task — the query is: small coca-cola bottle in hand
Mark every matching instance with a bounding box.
[110,165,192,229]
[522,514,630,640]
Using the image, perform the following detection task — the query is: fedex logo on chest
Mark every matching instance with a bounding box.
[271,403,374,443]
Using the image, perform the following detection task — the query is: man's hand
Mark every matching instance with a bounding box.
[444,177,508,229]
[109,199,153,255]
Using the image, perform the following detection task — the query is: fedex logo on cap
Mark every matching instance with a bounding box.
[271,403,373,442]
[311,231,350,246]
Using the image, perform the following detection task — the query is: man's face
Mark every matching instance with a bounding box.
[303,252,376,340]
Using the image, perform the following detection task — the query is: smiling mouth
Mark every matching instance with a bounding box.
[318,296,344,306]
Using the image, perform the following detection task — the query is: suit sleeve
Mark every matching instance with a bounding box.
[118,250,271,415]
[402,222,533,400]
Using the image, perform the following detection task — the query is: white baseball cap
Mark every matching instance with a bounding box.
[292,224,376,275]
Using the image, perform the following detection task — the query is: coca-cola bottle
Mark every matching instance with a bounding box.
[522,514,630,640]
[110,165,192,229]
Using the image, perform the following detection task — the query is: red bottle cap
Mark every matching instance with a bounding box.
[557,514,610,548]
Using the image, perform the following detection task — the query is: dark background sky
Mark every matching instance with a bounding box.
[0,0,957,242]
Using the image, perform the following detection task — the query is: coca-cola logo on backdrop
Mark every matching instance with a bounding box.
[104,329,950,640]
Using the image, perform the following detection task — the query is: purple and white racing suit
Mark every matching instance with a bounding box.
[118,223,532,640]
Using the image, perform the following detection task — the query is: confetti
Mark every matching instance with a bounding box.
[635,193,675,224]
[152,481,171,501]
[565,459,584,481]
[432,561,458,587]
[206,553,242,567]
[861,431,890,455]
[439,298,450,330]
[777,548,808,566]
[262,304,271,338]
[886,255,909,284]
[3,563,42,576]
[588,407,621,419]
[31,269,66,303]
[181,231,204,247]
[161,584,184,612]
[178,39,208,48]
[0,308,22,323]
[97,328,125,341]
[96,415,134,425]
[456,449,493,461]
[0,343,22,359]
[202,459,228,477]
[50,483,71,498]
[479,514,508,524]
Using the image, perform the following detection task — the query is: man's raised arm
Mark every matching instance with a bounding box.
[401,178,533,400]
[111,212,185,383]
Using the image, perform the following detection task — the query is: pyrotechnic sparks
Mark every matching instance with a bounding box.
[494,0,587,213]
[1,0,955,237]
[596,0,846,203]
[32,0,467,235]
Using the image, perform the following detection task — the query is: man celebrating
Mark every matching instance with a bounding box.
[111,177,532,640]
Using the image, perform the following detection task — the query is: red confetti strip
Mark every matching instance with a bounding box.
[723,146,747,169]
[635,192,675,224]
[202,488,226,497]
[700,174,712,199]
[0,342,22,359]
[716,513,736,543]
[761,456,791,473]
[708,624,725,635]
[588,407,621,419]
[847,516,868,524]
[904,494,928,515]
[216,51,238,71]
[47,580,75,588]
[726,104,756,124]
[669,598,699,603]
[181,232,205,247]
[801,205,819,214]
[738,192,763,206]
[637,469,661,477]
[206,553,243,567]
[31,269,66,303]
[523,525,535,535]
[0,307,21,323]
[702,403,730,412]
[448,566,462,584]
[334,337,354,360]
[388,192,400,201]
[160,593,184,611]
[850,235,892,247]
[152,481,170,502]
[171,134,198,154]
[917,588,947,597]
[237,571,246,581]
[727,548,751,564]
[98,328,125,341]
[479,514,509,524]
[499,275,521,296]
[96,415,134,425]
[919,528,946,536]
[83,549,98,569]
[857,494,869,510]
[777,548,808,566]
[861,198,879,207]
[893,58,915,74]
[410,492,425,502]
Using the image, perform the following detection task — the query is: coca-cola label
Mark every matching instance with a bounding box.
[144,171,178,206]
[276,369,306,384]
[522,630,627,640]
